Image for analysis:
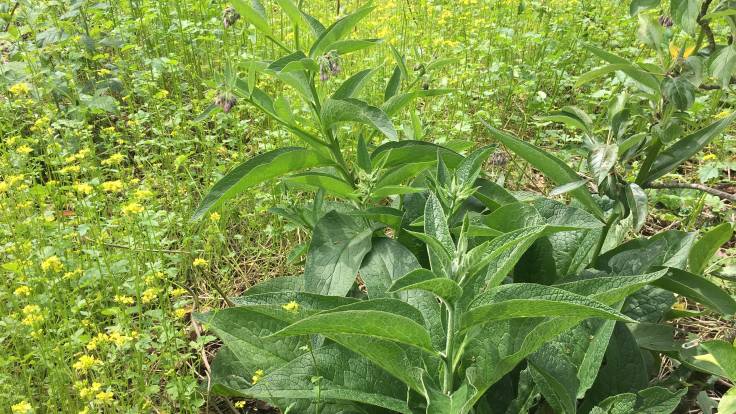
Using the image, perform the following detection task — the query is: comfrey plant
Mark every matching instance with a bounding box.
[192,2,736,413]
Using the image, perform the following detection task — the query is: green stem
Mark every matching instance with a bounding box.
[635,136,662,186]
[442,303,456,395]
[592,212,621,266]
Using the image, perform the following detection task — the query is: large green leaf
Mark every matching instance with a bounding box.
[309,5,375,57]
[372,141,463,169]
[652,267,736,315]
[580,323,649,411]
[322,98,397,140]
[358,238,445,350]
[231,0,271,34]
[284,172,357,200]
[332,68,378,99]
[596,230,696,274]
[387,269,463,304]
[711,44,736,88]
[576,63,660,94]
[304,211,373,296]
[590,386,687,414]
[483,121,604,218]
[195,307,304,383]
[689,222,734,275]
[192,147,330,220]
[701,340,736,380]
[462,284,634,331]
[645,112,736,182]
[528,343,579,414]
[270,299,436,353]
[381,89,453,116]
[246,345,413,413]
[671,0,701,33]
[630,0,661,15]
[424,192,454,258]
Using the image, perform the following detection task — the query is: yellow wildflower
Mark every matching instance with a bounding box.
[170,287,187,297]
[716,110,731,119]
[108,331,131,347]
[41,256,63,272]
[251,369,265,385]
[209,212,221,222]
[174,307,190,319]
[234,401,246,408]
[134,188,153,199]
[59,165,81,174]
[141,287,160,304]
[11,400,33,414]
[669,43,695,59]
[74,183,94,195]
[702,153,717,161]
[101,180,124,193]
[121,202,144,215]
[79,381,102,399]
[14,285,31,296]
[102,153,125,166]
[9,82,31,95]
[73,355,101,373]
[86,333,109,351]
[0,181,9,193]
[282,301,299,312]
[95,391,114,404]
[192,257,208,268]
[16,145,33,155]
[114,295,135,305]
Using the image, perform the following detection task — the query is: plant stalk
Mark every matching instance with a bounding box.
[442,303,456,395]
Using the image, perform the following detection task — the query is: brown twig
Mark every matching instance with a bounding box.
[3,2,19,32]
[646,181,736,201]
[697,0,716,52]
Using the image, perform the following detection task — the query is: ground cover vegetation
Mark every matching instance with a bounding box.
[1,0,735,413]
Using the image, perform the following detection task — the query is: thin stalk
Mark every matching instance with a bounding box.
[635,137,662,185]
[442,302,456,394]
[592,212,621,266]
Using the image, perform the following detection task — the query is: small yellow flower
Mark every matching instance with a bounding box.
[41,256,63,272]
[102,153,125,166]
[14,285,31,296]
[101,180,124,193]
[9,82,31,95]
[702,153,717,161]
[209,212,221,222]
[192,257,208,268]
[108,331,131,347]
[669,43,695,59]
[74,183,94,195]
[95,391,114,404]
[114,295,135,305]
[0,181,9,193]
[282,301,299,312]
[715,110,731,120]
[170,287,187,297]
[121,202,144,215]
[234,401,246,408]
[16,145,33,155]
[59,165,81,174]
[134,189,154,199]
[141,287,160,304]
[174,307,190,319]
[11,400,33,414]
[73,355,101,373]
[251,369,265,385]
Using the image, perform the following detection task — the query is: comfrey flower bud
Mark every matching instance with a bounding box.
[222,6,240,28]
[214,92,237,113]
[317,50,341,82]
[658,15,673,28]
